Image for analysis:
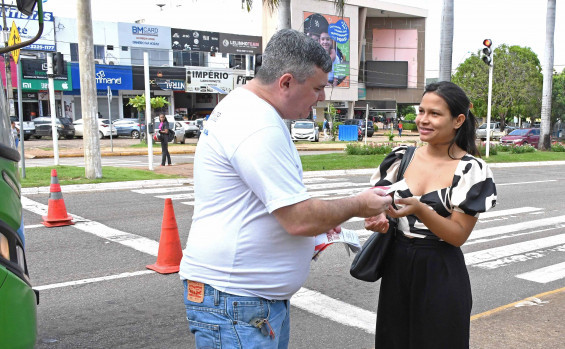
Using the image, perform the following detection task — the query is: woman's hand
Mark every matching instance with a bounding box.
[387,197,424,219]
[364,213,389,233]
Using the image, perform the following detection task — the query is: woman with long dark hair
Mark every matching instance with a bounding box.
[158,113,172,166]
[365,81,497,348]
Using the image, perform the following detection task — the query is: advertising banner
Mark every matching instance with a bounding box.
[1,7,55,51]
[118,23,172,50]
[303,12,350,88]
[218,33,261,55]
[186,68,234,94]
[171,29,220,52]
[131,66,186,90]
[21,58,67,80]
[71,63,133,90]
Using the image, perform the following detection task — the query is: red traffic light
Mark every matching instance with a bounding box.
[483,39,492,48]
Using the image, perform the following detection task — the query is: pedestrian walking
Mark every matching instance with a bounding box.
[323,118,330,138]
[398,121,403,137]
[179,29,392,349]
[157,114,172,166]
[11,121,19,148]
[364,81,497,349]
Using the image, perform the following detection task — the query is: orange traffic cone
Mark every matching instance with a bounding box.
[42,169,74,227]
[146,198,183,274]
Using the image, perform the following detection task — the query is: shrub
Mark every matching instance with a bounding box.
[510,145,536,154]
[384,131,395,142]
[403,123,418,131]
[478,143,498,156]
[551,142,565,152]
[495,144,513,152]
[345,143,393,155]
[404,113,416,121]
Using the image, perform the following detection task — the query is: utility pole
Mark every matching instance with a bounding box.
[47,52,59,165]
[2,1,15,117]
[77,0,102,179]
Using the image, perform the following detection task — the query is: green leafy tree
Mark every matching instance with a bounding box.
[551,69,565,129]
[453,45,542,129]
[127,95,170,141]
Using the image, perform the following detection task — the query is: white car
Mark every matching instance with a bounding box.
[291,120,319,142]
[73,118,117,139]
[176,120,200,138]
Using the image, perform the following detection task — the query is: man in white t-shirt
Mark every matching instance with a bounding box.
[179,29,392,349]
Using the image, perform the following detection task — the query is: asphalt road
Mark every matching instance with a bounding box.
[22,164,565,348]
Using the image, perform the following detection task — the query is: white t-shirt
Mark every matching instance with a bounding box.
[179,87,313,300]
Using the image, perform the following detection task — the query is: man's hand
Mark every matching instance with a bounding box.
[387,197,423,218]
[356,187,392,218]
[364,213,389,233]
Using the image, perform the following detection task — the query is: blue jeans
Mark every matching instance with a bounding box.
[182,280,290,349]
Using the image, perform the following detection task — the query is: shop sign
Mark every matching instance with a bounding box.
[156,79,185,91]
[118,23,171,49]
[218,33,261,55]
[186,69,234,94]
[171,29,220,52]
[233,74,253,88]
[21,78,72,91]
[71,63,133,90]
[21,58,68,80]
[0,8,55,51]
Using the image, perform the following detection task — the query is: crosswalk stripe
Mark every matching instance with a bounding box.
[156,193,195,200]
[478,207,542,219]
[516,262,565,284]
[464,234,565,266]
[468,215,565,242]
[291,287,376,334]
[306,182,368,190]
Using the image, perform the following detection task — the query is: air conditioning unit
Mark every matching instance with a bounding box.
[94,59,102,64]
[106,58,118,65]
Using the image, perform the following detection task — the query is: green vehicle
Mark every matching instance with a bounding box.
[0,1,45,348]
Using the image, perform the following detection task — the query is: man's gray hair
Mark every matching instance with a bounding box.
[255,29,332,84]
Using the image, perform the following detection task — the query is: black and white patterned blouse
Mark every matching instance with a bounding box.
[370,146,497,240]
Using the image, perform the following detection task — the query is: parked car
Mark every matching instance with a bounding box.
[343,119,374,137]
[10,116,35,140]
[291,119,319,142]
[476,122,512,140]
[32,116,75,139]
[176,120,200,138]
[73,118,117,139]
[113,119,142,138]
[1,93,38,349]
[500,128,540,147]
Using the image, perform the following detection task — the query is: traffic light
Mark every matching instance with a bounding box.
[53,52,64,76]
[482,39,492,66]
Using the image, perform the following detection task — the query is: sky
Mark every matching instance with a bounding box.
[13,0,565,79]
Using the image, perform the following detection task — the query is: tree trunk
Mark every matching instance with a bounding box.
[540,0,556,150]
[77,0,102,178]
[438,0,454,82]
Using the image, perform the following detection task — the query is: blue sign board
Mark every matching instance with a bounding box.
[71,63,133,91]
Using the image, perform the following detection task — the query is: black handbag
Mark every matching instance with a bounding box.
[350,146,415,282]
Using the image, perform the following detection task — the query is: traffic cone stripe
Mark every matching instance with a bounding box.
[146,198,183,274]
[49,191,63,200]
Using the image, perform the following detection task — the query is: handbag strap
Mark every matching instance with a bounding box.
[396,146,415,181]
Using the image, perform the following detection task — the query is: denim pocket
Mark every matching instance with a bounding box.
[187,319,221,349]
[229,298,269,324]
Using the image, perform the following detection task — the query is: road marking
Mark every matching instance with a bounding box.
[464,234,565,266]
[24,224,44,229]
[156,193,195,200]
[306,182,368,191]
[497,179,557,186]
[22,197,159,256]
[291,288,376,334]
[468,215,565,242]
[132,186,193,194]
[516,262,565,284]
[35,270,155,291]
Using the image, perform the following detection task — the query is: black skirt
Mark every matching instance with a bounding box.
[375,233,472,349]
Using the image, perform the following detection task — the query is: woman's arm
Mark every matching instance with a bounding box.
[387,198,477,247]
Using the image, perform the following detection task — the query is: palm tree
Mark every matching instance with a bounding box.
[540,0,556,150]
[438,0,454,82]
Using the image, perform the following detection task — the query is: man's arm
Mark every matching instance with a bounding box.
[272,188,392,237]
